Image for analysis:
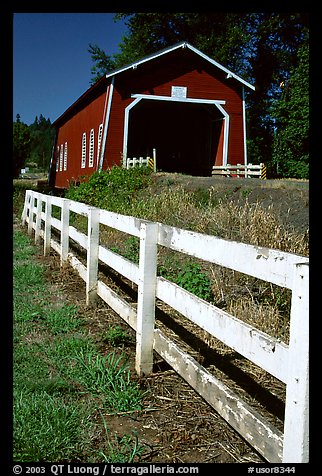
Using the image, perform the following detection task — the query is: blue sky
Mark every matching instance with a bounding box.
[13,13,128,125]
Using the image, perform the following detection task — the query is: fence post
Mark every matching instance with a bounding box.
[35,193,42,244]
[282,262,309,463]
[21,190,31,225]
[86,206,100,306]
[60,198,70,265]
[44,195,52,256]
[135,221,159,376]
[153,148,157,172]
[27,191,35,235]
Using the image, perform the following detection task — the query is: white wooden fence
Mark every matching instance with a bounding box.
[125,156,148,168]
[124,148,157,172]
[212,163,267,179]
[21,190,309,463]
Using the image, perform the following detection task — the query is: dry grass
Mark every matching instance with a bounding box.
[127,186,308,255]
[68,183,307,351]
[90,186,307,346]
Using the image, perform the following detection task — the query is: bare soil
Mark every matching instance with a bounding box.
[14,175,309,464]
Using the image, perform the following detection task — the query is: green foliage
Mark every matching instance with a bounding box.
[13,181,38,215]
[100,431,144,463]
[28,114,55,172]
[160,260,214,303]
[88,43,118,84]
[70,350,145,412]
[65,166,153,212]
[13,113,54,177]
[13,119,31,177]
[271,39,309,178]
[122,236,140,263]
[103,326,132,347]
[113,13,250,76]
[175,262,214,302]
[245,13,309,169]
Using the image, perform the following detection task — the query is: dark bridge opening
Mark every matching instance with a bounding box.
[127,99,223,176]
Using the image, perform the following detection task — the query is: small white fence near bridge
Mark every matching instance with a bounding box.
[21,190,309,463]
[212,163,267,179]
[124,148,157,172]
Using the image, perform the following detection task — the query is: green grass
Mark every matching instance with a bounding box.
[102,325,133,347]
[13,390,88,462]
[13,229,147,462]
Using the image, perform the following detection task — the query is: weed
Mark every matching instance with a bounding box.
[175,262,214,302]
[99,413,145,462]
[13,263,44,288]
[158,256,214,302]
[45,305,83,335]
[241,188,252,198]
[109,236,140,264]
[13,231,36,260]
[123,236,140,263]
[103,326,132,347]
[70,350,145,412]
[100,432,145,463]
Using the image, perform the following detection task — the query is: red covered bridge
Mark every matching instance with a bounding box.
[49,41,255,189]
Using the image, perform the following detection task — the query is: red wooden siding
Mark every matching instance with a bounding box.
[52,85,106,188]
[102,89,131,170]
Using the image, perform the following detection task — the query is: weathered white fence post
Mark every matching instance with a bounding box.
[86,206,100,306]
[135,221,159,376]
[27,191,35,235]
[282,262,309,463]
[60,198,70,265]
[21,190,31,226]
[44,195,52,256]
[35,194,42,244]
[153,148,157,172]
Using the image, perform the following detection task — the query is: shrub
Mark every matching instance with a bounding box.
[65,167,153,212]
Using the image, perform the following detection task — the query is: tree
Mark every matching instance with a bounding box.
[88,44,118,84]
[271,38,309,178]
[245,13,309,168]
[88,13,251,84]
[13,115,31,177]
[28,115,55,171]
[112,13,251,75]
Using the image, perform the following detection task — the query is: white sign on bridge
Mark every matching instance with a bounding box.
[171,86,187,98]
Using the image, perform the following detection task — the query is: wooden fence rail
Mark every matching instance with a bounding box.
[21,190,309,463]
[212,163,267,179]
[124,148,157,172]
